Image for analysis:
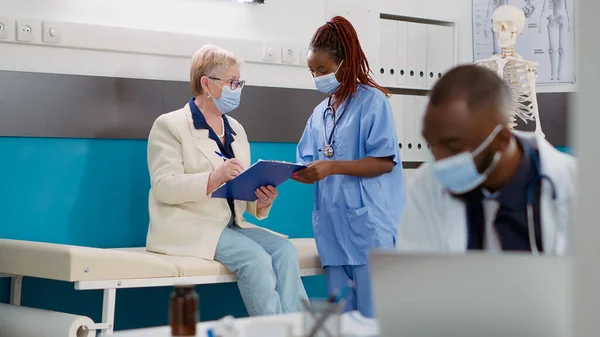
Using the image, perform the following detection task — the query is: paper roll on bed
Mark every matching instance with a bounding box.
[0,303,97,337]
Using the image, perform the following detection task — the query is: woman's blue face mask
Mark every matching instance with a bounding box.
[432,125,503,194]
[313,61,343,94]
[210,79,242,114]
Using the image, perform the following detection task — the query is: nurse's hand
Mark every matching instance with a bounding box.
[256,185,278,209]
[293,160,335,183]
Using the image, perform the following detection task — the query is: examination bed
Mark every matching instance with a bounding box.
[0,238,323,336]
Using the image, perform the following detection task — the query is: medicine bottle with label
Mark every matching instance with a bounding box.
[170,285,199,336]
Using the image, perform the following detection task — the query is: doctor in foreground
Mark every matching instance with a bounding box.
[146,45,307,316]
[295,16,406,317]
[397,65,575,254]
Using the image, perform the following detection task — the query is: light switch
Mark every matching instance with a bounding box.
[16,19,36,42]
[43,21,61,43]
[262,42,280,62]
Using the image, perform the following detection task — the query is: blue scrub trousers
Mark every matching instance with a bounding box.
[215,224,308,316]
[325,265,374,318]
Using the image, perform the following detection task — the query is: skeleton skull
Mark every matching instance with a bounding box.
[492,5,526,48]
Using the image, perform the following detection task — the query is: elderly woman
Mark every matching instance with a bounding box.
[146,45,308,316]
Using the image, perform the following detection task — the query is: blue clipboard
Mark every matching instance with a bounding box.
[212,160,306,202]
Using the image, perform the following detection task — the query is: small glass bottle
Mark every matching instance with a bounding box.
[170,285,199,336]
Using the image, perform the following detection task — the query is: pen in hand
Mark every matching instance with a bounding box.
[215,151,228,161]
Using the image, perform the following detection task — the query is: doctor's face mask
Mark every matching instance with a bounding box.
[432,125,503,194]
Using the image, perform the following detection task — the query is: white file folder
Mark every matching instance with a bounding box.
[402,95,416,162]
[438,25,456,81]
[378,19,398,86]
[426,24,455,87]
[396,21,408,86]
[406,23,428,88]
[389,95,406,160]
[413,95,432,162]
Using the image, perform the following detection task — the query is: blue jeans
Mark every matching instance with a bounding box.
[215,225,308,316]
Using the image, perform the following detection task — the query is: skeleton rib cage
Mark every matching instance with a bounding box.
[476,57,537,130]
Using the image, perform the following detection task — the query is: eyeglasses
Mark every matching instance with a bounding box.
[209,77,246,90]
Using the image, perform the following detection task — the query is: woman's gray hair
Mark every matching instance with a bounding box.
[190,45,241,96]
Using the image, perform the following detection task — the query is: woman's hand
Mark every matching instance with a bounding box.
[293,160,335,184]
[256,185,278,209]
[207,158,245,194]
[215,159,245,183]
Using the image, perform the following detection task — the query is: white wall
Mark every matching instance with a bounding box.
[0,0,473,89]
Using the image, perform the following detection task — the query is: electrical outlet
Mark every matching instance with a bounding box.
[42,21,61,43]
[281,45,298,64]
[0,16,12,40]
[16,19,36,42]
[262,42,280,62]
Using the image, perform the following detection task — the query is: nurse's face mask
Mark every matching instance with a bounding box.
[207,77,244,114]
[313,61,343,94]
[432,125,503,194]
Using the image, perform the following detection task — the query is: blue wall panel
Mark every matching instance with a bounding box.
[0,136,325,330]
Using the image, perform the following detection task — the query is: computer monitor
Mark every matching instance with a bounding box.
[370,251,571,337]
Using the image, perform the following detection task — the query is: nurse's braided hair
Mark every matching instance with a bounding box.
[309,16,389,105]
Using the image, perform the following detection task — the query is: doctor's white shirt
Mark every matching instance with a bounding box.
[396,133,576,255]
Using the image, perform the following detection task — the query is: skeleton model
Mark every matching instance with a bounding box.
[485,0,509,54]
[539,0,571,81]
[475,5,545,137]
[523,0,535,18]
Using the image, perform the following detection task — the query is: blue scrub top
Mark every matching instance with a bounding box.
[297,85,407,266]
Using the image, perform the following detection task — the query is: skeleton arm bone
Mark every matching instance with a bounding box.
[526,64,544,137]
[538,0,547,33]
[485,0,496,37]
[565,1,571,32]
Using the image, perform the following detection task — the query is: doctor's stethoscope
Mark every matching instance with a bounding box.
[321,95,353,158]
[524,149,558,255]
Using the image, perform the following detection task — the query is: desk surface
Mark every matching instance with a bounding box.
[113,312,378,337]
[114,313,297,337]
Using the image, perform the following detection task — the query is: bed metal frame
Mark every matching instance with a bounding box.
[2,268,323,336]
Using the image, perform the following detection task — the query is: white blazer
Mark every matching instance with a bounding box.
[146,103,280,260]
[397,133,576,256]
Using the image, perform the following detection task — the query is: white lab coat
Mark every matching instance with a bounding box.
[397,133,576,256]
[146,103,280,260]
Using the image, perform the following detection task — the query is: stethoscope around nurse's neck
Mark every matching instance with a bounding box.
[319,95,353,158]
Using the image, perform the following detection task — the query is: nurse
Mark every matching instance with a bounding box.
[294,16,406,318]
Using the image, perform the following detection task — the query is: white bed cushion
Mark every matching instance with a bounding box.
[117,238,322,277]
[0,239,179,282]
